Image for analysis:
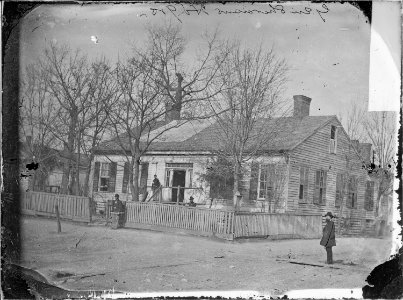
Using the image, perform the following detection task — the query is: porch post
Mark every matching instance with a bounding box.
[177,186,180,205]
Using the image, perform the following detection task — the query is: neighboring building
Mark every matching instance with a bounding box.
[20,141,89,194]
[91,95,384,234]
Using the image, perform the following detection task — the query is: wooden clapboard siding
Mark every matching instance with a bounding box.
[21,191,91,222]
[288,118,372,224]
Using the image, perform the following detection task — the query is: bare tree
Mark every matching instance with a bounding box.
[337,102,396,232]
[363,111,396,217]
[79,58,116,196]
[27,43,115,195]
[105,23,231,202]
[338,98,366,141]
[19,64,60,191]
[207,42,289,210]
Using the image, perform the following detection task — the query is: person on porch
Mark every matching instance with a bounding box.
[320,211,336,264]
[188,196,196,207]
[152,175,161,202]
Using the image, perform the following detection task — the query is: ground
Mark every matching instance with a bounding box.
[19,216,393,296]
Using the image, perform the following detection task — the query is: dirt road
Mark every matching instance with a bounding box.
[19,216,393,296]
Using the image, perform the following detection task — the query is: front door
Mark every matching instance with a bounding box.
[172,170,186,203]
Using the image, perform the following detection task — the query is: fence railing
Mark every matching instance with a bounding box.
[125,202,234,238]
[233,212,322,239]
[22,191,91,222]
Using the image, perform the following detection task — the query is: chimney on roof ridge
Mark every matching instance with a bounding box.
[165,73,183,123]
[293,95,311,118]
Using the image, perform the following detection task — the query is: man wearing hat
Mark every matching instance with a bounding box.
[114,194,124,213]
[320,212,336,264]
[188,196,197,207]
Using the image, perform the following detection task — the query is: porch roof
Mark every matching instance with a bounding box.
[95,115,336,154]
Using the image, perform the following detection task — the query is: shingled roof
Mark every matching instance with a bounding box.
[95,115,336,154]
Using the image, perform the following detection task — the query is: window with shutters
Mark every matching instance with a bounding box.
[347,176,358,209]
[335,173,345,207]
[364,181,374,211]
[99,163,110,191]
[329,125,337,154]
[298,166,309,202]
[313,170,327,205]
[92,161,117,193]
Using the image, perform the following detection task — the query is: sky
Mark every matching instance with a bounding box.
[19,2,372,119]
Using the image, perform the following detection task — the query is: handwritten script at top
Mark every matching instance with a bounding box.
[146,3,330,23]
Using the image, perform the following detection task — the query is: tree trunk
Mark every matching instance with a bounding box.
[75,145,81,196]
[61,161,71,194]
[131,156,141,202]
[233,162,240,211]
[61,110,77,195]
[83,152,95,197]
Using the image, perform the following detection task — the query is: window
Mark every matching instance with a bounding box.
[364,181,374,211]
[258,165,274,199]
[299,166,309,202]
[99,163,110,191]
[335,173,345,207]
[92,161,117,193]
[313,170,327,205]
[347,176,358,209]
[329,125,337,154]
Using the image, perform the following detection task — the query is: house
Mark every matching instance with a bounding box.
[91,95,384,234]
[20,140,89,194]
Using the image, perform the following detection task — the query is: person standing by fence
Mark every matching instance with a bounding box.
[152,175,161,202]
[320,211,336,264]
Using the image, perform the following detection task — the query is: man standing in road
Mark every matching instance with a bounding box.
[320,211,336,264]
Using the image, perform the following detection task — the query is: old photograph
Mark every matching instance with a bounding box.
[2,1,401,298]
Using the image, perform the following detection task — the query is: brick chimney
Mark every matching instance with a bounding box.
[165,102,181,122]
[165,73,183,123]
[293,95,311,118]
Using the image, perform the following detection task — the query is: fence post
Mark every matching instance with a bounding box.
[88,198,92,222]
[232,211,236,239]
[55,204,62,233]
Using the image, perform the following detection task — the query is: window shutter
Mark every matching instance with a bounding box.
[313,171,320,204]
[364,181,369,210]
[299,167,304,201]
[93,162,100,192]
[346,177,353,208]
[335,174,341,207]
[322,171,327,205]
[108,162,117,192]
[140,162,149,194]
[304,168,309,201]
[122,162,130,193]
[249,162,259,201]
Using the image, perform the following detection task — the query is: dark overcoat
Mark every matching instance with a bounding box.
[320,220,336,247]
